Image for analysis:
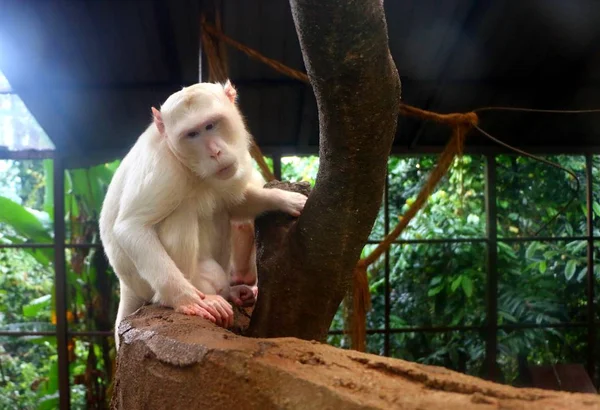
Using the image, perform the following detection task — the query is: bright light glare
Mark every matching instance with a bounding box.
[0,69,55,151]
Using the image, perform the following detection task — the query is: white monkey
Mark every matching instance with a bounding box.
[99,80,307,349]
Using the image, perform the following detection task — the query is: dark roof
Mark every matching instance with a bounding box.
[1,0,600,167]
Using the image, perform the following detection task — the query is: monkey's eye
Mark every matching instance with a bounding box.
[187,131,200,138]
[205,123,215,131]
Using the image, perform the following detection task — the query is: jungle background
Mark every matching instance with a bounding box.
[1,72,599,409]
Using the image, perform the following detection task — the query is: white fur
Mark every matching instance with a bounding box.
[99,81,307,349]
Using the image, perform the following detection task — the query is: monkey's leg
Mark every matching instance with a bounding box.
[230,221,258,296]
[114,284,145,350]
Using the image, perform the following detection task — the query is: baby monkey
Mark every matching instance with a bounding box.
[99,80,307,348]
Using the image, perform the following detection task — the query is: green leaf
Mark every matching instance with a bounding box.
[564,260,577,280]
[498,242,517,258]
[37,359,59,396]
[23,294,52,318]
[577,267,587,282]
[499,311,518,323]
[568,241,587,254]
[450,311,465,326]
[565,223,574,236]
[461,276,473,297]
[36,393,59,410]
[525,242,538,259]
[43,159,54,218]
[593,201,600,217]
[390,314,407,327]
[451,276,463,292]
[538,260,547,274]
[429,276,443,286]
[0,196,52,244]
[64,171,80,219]
[21,335,55,345]
[427,285,444,297]
[543,250,558,259]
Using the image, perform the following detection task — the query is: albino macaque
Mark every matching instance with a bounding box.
[99,80,307,348]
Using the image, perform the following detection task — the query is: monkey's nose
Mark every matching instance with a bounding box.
[211,150,221,159]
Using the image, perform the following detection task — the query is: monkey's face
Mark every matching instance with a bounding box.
[160,83,249,182]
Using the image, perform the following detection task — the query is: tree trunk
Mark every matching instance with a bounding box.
[247,0,401,340]
[111,307,600,410]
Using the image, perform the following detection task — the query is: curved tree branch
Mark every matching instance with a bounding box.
[248,0,401,340]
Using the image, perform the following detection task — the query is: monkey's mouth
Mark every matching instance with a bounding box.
[215,163,236,180]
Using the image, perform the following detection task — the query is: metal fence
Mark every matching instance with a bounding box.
[1,150,598,409]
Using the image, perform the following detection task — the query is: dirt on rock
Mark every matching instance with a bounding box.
[111,305,600,410]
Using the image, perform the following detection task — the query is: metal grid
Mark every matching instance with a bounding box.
[0,150,112,409]
[324,153,598,386]
[1,151,598,409]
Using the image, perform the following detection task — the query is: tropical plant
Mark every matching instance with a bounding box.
[0,158,120,409]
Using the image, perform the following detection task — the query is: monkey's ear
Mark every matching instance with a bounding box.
[151,107,165,136]
[223,79,237,103]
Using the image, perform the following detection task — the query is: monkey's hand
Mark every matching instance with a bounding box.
[229,284,258,307]
[158,283,222,324]
[201,294,234,328]
[275,189,308,217]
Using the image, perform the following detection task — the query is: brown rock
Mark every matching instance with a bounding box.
[111,306,600,410]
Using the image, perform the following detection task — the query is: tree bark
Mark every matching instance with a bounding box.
[247,0,401,340]
[111,307,600,410]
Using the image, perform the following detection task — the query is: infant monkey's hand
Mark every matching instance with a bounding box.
[229,284,257,307]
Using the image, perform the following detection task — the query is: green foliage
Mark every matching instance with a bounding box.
[496,155,586,237]
[0,159,120,409]
[0,338,58,410]
[0,244,55,408]
[321,153,597,384]
[281,156,319,186]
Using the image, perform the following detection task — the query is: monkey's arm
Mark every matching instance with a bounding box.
[229,185,308,220]
[112,169,203,307]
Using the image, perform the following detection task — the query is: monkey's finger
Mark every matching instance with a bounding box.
[195,289,206,299]
[191,304,212,321]
[196,306,217,323]
[206,308,222,326]
[226,311,234,328]
[216,302,233,328]
[219,298,234,316]
[209,302,226,326]
[178,306,193,315]
[221,304,234,328]
[198,301,220,319]
[212,302,229,324]
[203,312,217,323]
